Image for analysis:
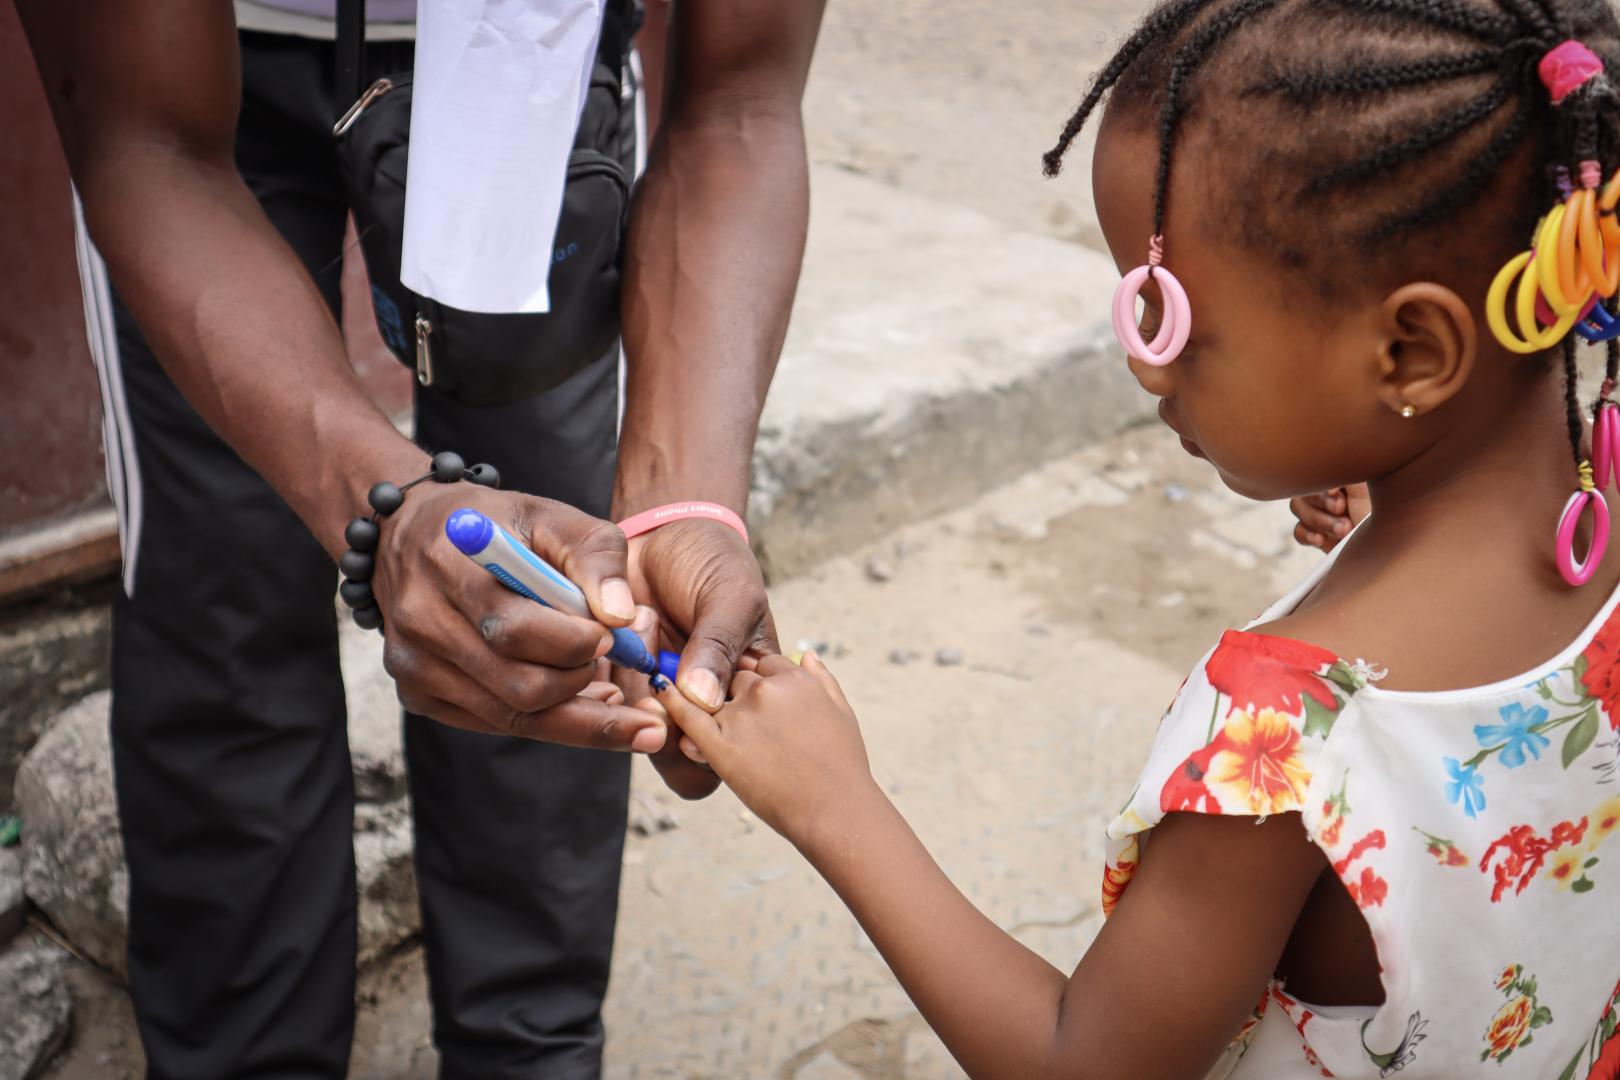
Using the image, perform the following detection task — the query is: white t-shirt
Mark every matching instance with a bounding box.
[1104,544,1620,1077]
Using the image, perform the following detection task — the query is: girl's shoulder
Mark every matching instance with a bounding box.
[1107,627,1374,842]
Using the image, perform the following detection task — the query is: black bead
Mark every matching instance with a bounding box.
[339,549,374,581]
[344,517,380,552]
[431,451,466,483]
[352,604,384,631]
[468,463,501,489]
[339,579,374,609]
[367,481,404,516]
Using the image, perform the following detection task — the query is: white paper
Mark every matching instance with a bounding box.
[402,0,604,314]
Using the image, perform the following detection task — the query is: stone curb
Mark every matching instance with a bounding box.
[747,166,1146,579]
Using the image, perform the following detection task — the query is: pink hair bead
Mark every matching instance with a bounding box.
[1596,404,1620,490]
[1540,40,1605,105]
[1556,487,1610,586]
[1111,235,1192,366]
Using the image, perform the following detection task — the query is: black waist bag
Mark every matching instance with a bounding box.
[333,0,638,406]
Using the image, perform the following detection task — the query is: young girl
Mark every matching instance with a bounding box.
[651,1,1620,1075]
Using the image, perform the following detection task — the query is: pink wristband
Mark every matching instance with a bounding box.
[617,502,749,544]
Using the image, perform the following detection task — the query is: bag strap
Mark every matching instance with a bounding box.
[336,0,367,120]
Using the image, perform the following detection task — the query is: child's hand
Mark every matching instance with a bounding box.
[1289,483,1369,552]
[657,652,874,845]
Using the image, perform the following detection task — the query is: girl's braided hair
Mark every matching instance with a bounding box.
[1043,0,1620,468]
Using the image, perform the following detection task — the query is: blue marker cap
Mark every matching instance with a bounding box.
[445,508,495,556]
[657,650,680,682]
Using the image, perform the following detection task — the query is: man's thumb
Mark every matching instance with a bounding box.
[522,500,635,626]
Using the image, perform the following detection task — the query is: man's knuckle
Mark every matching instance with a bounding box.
[382,640,417,680]
[391,597,428,636]
[581,519,629,559]
[509,674,557,714]
[479,612,510,649]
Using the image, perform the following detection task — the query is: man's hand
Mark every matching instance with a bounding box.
[371,482,668,752]
[627,520,776,709]
[619,520,777,797]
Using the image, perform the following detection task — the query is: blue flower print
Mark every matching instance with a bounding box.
[1473,703,1552,768]
[1445,757,1487,819]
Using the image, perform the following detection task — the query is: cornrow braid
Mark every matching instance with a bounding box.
[1304,76,1520,196]
[1564,336,1585,467]
[1315,0,1517,42]
[1249,51,1502,101]
[1152,0,1285,235]
[1041,0,1225,177]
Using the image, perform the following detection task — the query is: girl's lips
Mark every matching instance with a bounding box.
[1157,400,1205,459]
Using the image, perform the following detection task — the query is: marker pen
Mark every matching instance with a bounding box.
[444,507,680,687]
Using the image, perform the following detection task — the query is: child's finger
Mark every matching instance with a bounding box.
[800,651,852,713]
[678,735,707,764]
[656,680,724,753]
[753,653,801,678]
[727,670,764,704]
[1289,496,1347,539]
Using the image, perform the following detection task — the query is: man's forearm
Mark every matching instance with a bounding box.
[77,152,426,555]
[613,104,810,519]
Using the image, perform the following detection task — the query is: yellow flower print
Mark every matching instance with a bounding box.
[1483,995,1534,1062]
[1206,709,1312,817]
[1546,848,1584,891]
[1590,796,1620,849]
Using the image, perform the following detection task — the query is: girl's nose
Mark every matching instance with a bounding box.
[1126,350,1176,398]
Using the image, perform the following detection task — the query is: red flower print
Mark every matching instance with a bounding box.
[1205,709,1313,816]
[1590,1028,1620,1080]
[1416,829,1471,868]
[1161,741,1224,814]
[1320,812,1344,849]
[1205,631,1340,718]
[1331,829,1387,878]
[1480,818,1589,902]
[1583,614,1620,730]
[1587,982,1620,1080]
[1102,837,1138,917]
[1344,867,1389,908]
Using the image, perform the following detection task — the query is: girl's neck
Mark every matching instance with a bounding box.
[1282,373,1620,693]
[1365,375,1578,544]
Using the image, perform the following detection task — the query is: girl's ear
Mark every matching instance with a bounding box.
[1373,283,1477,417]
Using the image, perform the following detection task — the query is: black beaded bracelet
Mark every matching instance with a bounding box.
[338,451,501,631]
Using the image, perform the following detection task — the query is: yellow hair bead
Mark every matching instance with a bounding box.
[1581,459,1597,495]
[1520,240,1579,348]
[1536,205,1576,315]
[1487,251,1540,354]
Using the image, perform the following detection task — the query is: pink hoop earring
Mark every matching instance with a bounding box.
[1556,463,1610,587]
[1111,235,1192,367]
[1595,401,1619,491]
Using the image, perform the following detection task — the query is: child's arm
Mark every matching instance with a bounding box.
[657,655,1329,1080]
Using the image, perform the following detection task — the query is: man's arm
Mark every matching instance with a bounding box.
[616,0,826,709]
[16,0,665,753]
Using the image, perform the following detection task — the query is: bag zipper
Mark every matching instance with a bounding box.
[333,77,395,138]
[415,314,434,386]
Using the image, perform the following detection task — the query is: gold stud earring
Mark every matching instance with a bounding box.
[1400,404,1417,419]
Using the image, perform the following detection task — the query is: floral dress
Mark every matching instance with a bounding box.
[1103,551,1620,1079]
